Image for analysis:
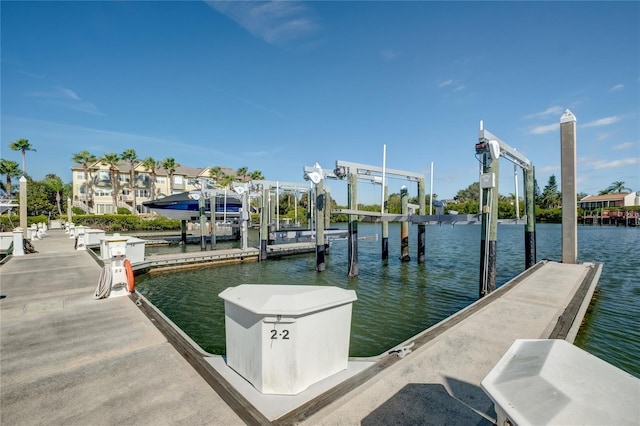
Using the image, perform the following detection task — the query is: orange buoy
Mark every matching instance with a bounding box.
[124,258,135,293]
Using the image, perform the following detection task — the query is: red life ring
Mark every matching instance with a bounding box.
[124,259,135,293]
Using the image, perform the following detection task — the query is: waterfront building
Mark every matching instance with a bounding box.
[578,192,640,226]
[71,162,236,214]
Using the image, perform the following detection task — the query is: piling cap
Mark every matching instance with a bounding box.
[560,109,577,124]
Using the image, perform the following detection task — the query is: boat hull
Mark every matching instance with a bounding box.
[142,192,242,221]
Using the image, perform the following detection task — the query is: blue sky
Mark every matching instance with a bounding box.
[2,1,638,205]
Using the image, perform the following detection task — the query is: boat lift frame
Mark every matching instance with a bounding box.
[305,160,428,276]
[251,180,311,260]
[475,122,536,298]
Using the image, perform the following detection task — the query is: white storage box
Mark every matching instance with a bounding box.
[100,235,145,264]
[481,339,640,426]
[84,229,106,246]
[219,284,357,395]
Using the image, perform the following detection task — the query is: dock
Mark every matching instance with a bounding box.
[132,243,315,274]
[1,229,611,425]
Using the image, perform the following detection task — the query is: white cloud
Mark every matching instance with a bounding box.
[593,157,640,170]
[438,79,465,92]
[609,84,624,92]
[613,142,633,151]
[524,106,563,119]
[26,86,102,115]
[529,123,559,134]
[207,0,318,46]
[582,116,621,128]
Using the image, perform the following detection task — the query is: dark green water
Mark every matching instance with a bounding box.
[136,223,640,377]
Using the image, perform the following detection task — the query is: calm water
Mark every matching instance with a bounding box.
[136,223,640,377]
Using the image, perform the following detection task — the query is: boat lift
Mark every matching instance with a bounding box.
[251,180,311,260]
[306,160,427,277]
[475,121,536,298]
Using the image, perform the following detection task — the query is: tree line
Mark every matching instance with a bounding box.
[0,138,635,225]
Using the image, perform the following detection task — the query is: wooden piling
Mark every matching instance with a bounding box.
[260,188,268,261]
[382,183,389,261]
[324,189,331,255]
[524,166,536,269]
[479,151,499,297]
[400,186,410,262]
[198,196,206,250]
[180,219,187,245]
[315,180,326,272]
[417,177,426,263]
[348,173,359,277]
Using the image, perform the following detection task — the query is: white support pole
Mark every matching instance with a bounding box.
[514,164,520,220]
[381,144,386,215]
[429,161,434,215]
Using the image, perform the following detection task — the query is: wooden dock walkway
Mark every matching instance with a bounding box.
[0,229,608,425]
[133,242,315,274]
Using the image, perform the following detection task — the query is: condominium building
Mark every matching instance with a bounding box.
[70,162,236,214]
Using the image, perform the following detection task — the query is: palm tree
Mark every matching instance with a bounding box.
[43,174,64,216]
[101,153,121,213]
[71,150,98,206]
[218,174,235,189]
[9,138,36,173]
[161,158,180,195]
[0,159,22,200]
[209,166,224,186]
[142,157,159,201]
[236,166,248,183]
[249,170,264,181]
[121,149,138,213]
[607,181,632,194]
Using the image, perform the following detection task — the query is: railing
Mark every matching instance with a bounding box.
[73,201,94,214]
[117,202,134,213]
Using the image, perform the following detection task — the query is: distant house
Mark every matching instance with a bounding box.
[578,192,640,226]
[578,192,640,211]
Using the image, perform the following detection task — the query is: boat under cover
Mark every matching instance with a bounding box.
[142,192,242,221]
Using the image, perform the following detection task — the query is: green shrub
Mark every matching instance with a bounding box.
[117,207,133,215]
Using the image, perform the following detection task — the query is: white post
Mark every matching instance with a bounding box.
[381,144,386,215]
[429,161,434,215]
[514,164,520,220]
[12,229,25,256]
[276,181,280,231]
[561,109,578,264]
[19,176,27,239]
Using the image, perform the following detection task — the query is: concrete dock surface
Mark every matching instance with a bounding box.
[297,261,601,425]
[1,229,605,425]
[0,230,243,425]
